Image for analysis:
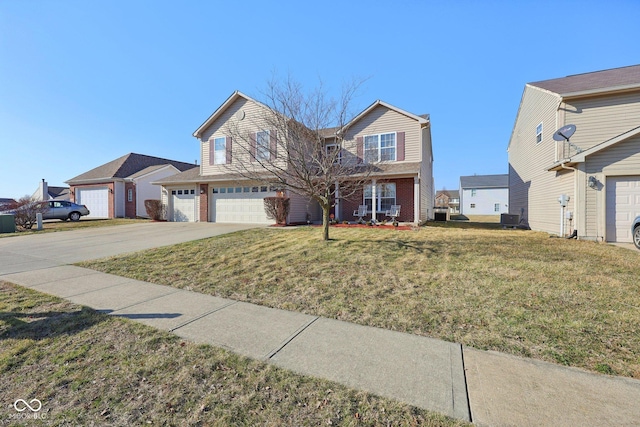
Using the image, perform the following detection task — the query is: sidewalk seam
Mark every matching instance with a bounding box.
[459,345,473,424]
[167,301,239,332]
[264,316,320,361]
[103,288,183,312]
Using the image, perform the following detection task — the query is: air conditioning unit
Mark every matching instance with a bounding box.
[500,213,520,227]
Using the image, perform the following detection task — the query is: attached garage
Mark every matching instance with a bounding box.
[171,189,196,222]
[76,187,109,218]
[606,176,640,242]
[212,186,276,224]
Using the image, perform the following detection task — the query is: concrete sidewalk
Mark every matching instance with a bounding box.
[2,223,640,426]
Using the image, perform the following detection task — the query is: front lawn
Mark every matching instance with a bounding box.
[0,282,466,426]
[0,218,147,238]
[79,226,640,378]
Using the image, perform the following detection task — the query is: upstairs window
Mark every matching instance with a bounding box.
[325,143,342,163]
[536,123,543,144]
[256,131,270,161]
[214,137,226,164]
[364,132,396,163]
[471,189,477,197]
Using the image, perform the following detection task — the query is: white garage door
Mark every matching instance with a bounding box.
[212,186,276,224]
[76,187,109,218]
[606,176,640,242]
[171,189,196,222]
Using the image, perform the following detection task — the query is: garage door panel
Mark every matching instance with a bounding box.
[171,190,195,222]
[606,176,640,242]
[212,187,275,224]
[77,187,109,218]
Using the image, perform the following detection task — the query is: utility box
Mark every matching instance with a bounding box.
[434,211,448,221]
[501,213,520,227]
[0,214,16,233]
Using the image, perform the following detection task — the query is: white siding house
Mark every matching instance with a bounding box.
[460,175,509,215]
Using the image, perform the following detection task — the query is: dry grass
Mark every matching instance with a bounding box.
[0,282,467,426]
[80,226,640,379]
[0,218,147,238]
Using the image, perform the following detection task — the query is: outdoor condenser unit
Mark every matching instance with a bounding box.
[500,213,520,227]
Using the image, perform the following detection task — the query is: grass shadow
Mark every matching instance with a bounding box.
[0,306,105,341]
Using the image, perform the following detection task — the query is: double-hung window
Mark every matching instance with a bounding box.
[213,137,226,164]
[364,183,396,212]
[325,143,341,163]
[256,130,270,161]
[364,132,396,163]
[536,123,543,144]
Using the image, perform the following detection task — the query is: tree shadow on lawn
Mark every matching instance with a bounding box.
[0,306,106,341]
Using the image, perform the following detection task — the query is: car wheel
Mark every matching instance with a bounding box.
[69,212,81,221]
[634,226,640,250]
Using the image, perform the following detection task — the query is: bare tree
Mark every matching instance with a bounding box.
[6,196,49,230]
[225,77,374,240]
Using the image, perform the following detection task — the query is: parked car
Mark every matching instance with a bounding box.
[633,215,640,250]
[41,201,90,221]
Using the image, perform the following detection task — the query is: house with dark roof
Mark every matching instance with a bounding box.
[459,174,508,215]
[435,190,460,214]
[66,153,196,218]
[31,179,70,202]
[155,91,434,224]
[508,64,640,242]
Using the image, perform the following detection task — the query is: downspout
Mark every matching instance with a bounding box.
[560,162,578,238]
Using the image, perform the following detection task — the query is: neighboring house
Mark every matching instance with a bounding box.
[435,190,460,214]
[66,153,196,218]
[508,64,640,242]
[155,91,434,224]
[459,174,509,215]
[31,179,70,201]
[0,198,16,209]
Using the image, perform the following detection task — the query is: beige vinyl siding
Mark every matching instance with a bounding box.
[508,86,571,234]
[200,98,281,177]
[287,191,320,223]
[583,134,640,239]
[343,105,422,163]
[420,125,433,220]
[562,92,640,151]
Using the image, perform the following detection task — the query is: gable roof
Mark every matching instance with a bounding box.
[48,186,70,199]
[529,64,640,97]
[341,100,429,134]
[436,190,459,199]
[66,153,196,184]
[193,91,267,139]
[460,174,508,189]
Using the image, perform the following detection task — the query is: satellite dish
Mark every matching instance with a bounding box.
[553,124,577,141]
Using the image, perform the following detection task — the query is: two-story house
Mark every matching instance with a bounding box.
[156,91,434,224]
[459,174,509,216]
[435,190,460,214]
[508,65,640,242]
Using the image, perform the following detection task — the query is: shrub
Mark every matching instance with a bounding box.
[264,197,290,224]
[7,196,49,230]
[144,199,166,221]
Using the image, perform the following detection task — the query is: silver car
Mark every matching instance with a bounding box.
[633,215,640,250]
[42,201,90,221]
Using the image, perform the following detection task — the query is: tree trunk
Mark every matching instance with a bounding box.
[321,204,330,241]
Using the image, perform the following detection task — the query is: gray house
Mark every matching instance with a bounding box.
[508,64,640,242]
[459,174,509,215]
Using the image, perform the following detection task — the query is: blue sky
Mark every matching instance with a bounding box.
[2,0,639,199]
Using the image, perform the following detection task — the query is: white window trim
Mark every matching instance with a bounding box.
[256,130,270,161]
[364,132,397,163]
[213,136,226,165]
[536,122,543,144]
[325,143,342,163]
[364,183,396,212]
[127,188,133,202]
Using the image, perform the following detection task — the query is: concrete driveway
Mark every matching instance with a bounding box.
[0,222,261,275]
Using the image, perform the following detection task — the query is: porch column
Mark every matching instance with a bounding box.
[371,179,377,221]
[334,181,340,220]
[414,177,420,223]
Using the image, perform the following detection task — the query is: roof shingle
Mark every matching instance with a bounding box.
[529,64,640,95]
